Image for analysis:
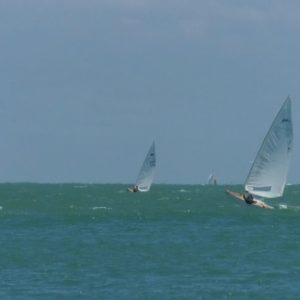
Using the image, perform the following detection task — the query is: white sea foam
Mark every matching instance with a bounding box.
[92,206,112,210]
[279,204,287,210]
[73,185,88,189]
[278,204,300,211]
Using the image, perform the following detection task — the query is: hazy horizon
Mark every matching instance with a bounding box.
[1,1,300,184]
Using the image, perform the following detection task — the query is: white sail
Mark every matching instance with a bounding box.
[245,97,293,198]
[208,174,217,185]
[135,142,156,192]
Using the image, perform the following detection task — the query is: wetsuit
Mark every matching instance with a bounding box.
[243,193,255,204]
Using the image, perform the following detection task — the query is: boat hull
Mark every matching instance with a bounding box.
[226,190,274,209]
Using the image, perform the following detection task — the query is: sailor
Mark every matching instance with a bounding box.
[243,191,256,205]
[133,185,139,192]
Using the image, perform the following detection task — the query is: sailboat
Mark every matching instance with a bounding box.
[128,141,156,192]
[208,174,218,185]
[226,97,293,209]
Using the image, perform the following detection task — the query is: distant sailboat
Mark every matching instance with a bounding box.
[208,174,218,185]
[128,142,156,192]
[227,97,293,209]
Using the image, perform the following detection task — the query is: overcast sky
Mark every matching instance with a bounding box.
[0,0,300,184]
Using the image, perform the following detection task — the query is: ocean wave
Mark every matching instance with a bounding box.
[92,206,112,211]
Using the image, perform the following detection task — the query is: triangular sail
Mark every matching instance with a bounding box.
[135,142,156,192]
[245,97,293,198]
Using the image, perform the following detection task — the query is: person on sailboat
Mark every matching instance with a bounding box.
[243,191,256,205]
[133,185,139,192]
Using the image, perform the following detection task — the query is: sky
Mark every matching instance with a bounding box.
[0,0,300,184]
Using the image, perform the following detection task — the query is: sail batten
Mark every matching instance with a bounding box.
[135,142,156,192]
[244,97,293,198]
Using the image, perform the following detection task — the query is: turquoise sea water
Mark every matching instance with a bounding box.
[0,183,300,299]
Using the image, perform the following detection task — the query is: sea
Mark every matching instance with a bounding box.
[0,183,300,300]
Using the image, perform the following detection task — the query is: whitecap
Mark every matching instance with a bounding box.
[92,206,112,210]
[73,185,88,189]
[279,204,287,210]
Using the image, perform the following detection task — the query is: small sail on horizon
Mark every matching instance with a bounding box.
[208,174,218,185]
[134,141,156,192]
[244,97,293,198]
